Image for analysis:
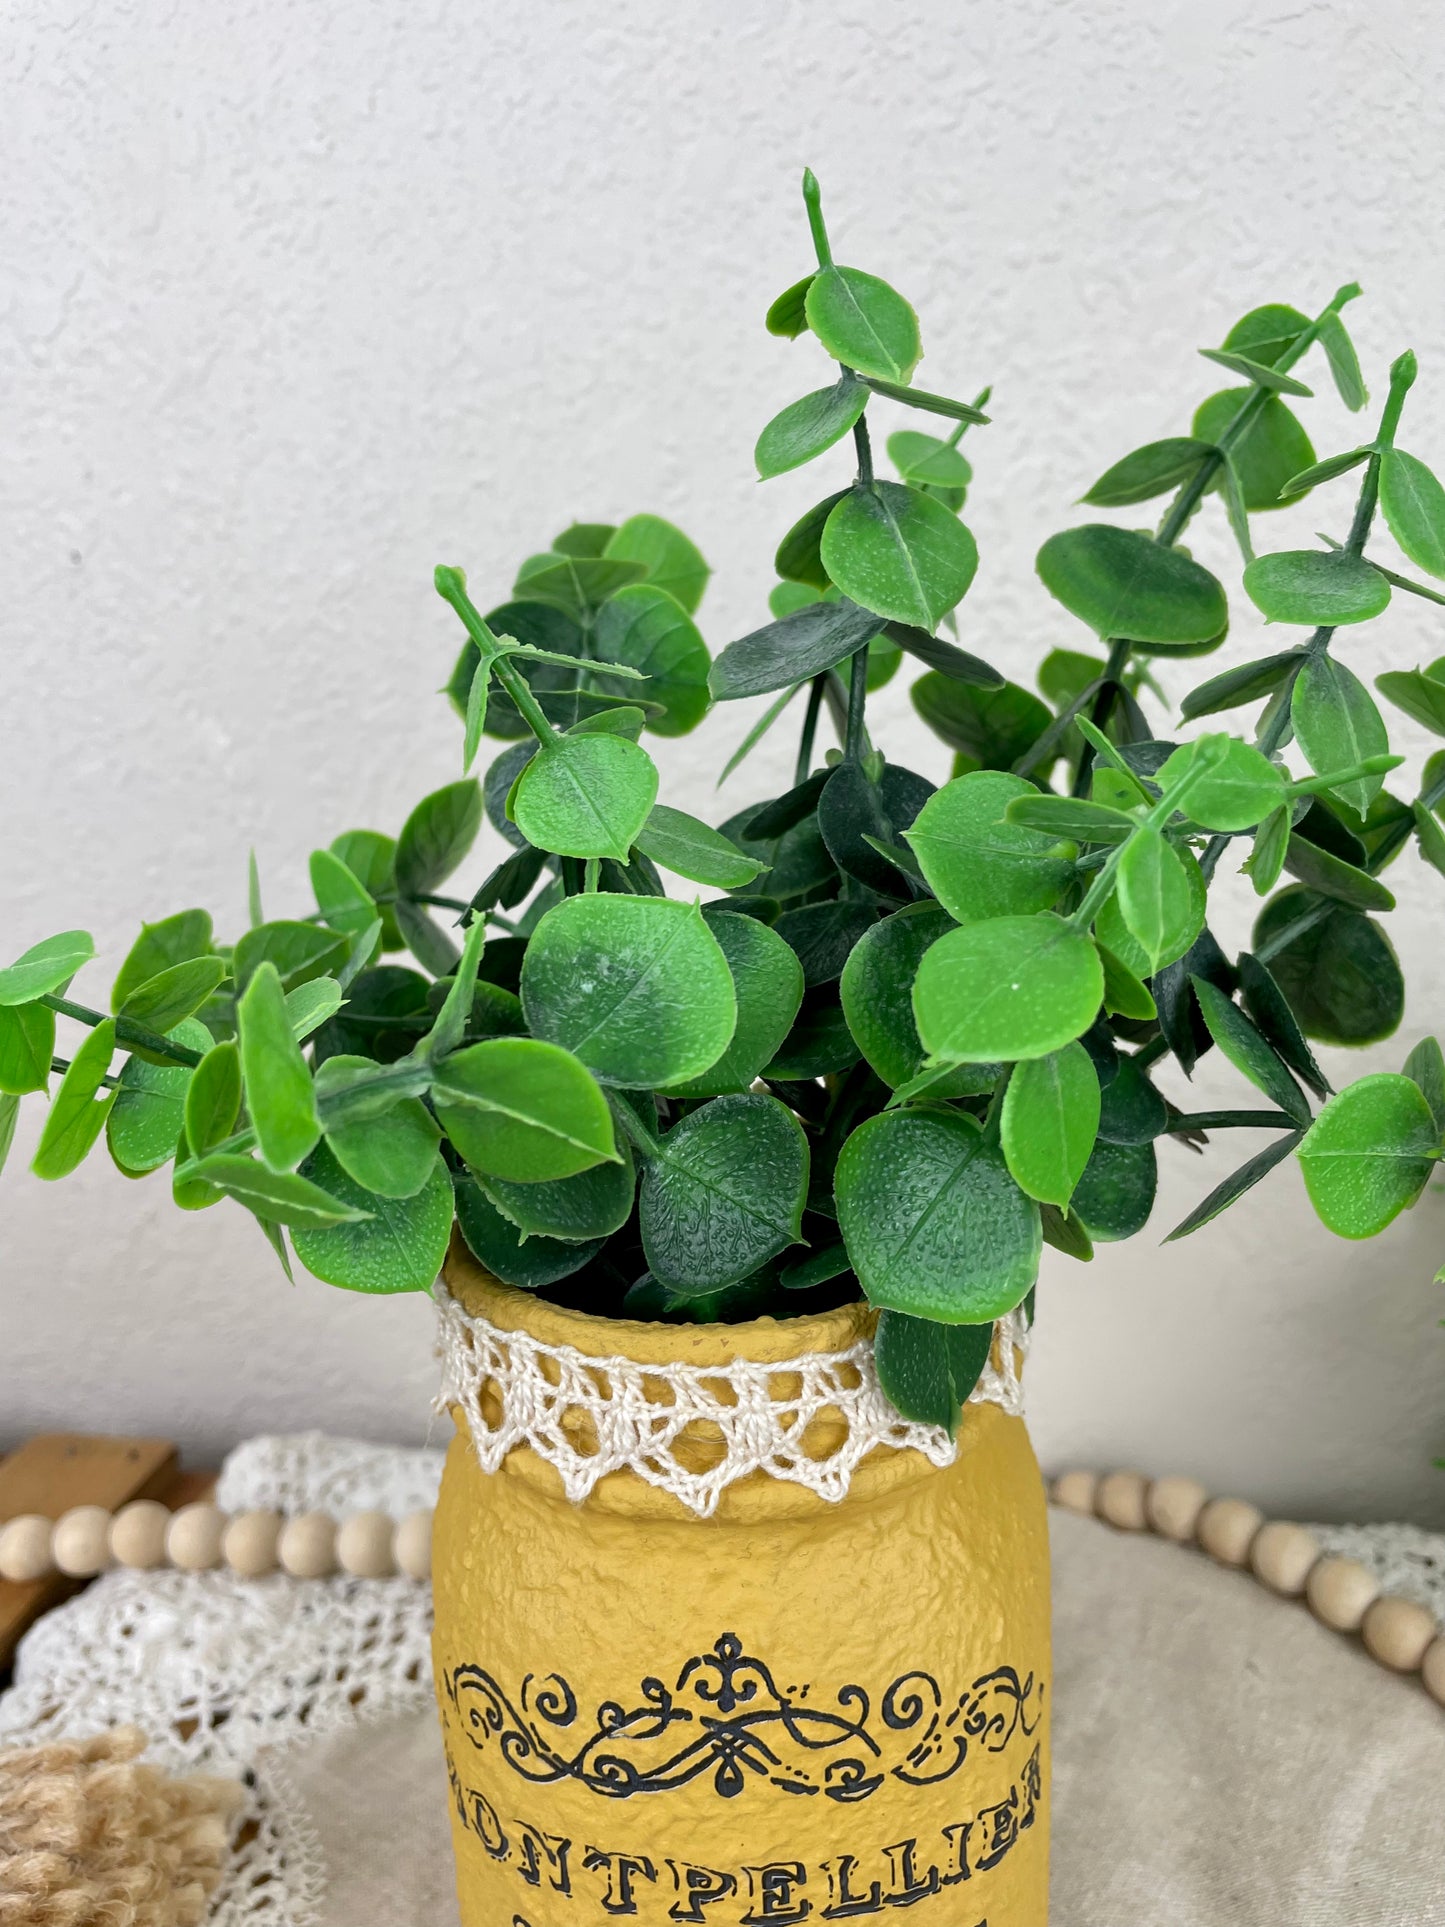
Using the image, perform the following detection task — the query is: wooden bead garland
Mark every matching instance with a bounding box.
[1051,1467,1444,1711]
[0,1504,434,1584]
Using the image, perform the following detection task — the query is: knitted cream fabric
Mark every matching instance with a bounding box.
[433,1281,1029,1516]
[0,1727,243,1927]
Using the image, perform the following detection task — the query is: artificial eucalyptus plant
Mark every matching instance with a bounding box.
[6,172,1445,1427]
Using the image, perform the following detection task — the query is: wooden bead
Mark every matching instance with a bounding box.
[1196,1496,1263,1567]
[1306,1555,1381,1633]
[1362,1595,1437,1673]
[52,1505,114,1577]
[1096,1470,1150,1532]
[0,1514,55,1583]
[1146,1475,1209,1543]
[166,1503,227,1572]
[393,1509,432,1581]
[278,1511,337,1579]
[337,1510,396,1579]
[223,1509,282,1578]
[1421,1637,1445,1708]
[1250,1521,1321,1597]
[109,1500,172,1570]
[1051,1470,1098,1516]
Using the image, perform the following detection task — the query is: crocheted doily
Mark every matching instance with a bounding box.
[433,1283,1029,1517]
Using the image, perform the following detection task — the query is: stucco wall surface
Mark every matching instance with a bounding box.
[3,0,1444,1521]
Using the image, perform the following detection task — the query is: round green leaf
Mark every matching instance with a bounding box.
[775,489,850,590]
[1070,1137,1158,1242]
[1375,667,1445,738]
[1290,654,1390,817]
[1379,449,1445,580]
[480,1134,635,1242]
[914,915,1104,1065]
[1036,525,1227,646]
[756,373,869,479]
[911,676,1053,770]
[110,913,211,1011]
[821,483,978,630]
[665,913,804,1098]
[521,895,736,1089]
[1192,390,1315,512]
[1093,844,1206,978]
[105,1018,212,1177]
[887,430,971,493]
[839,902,998,1096]
[765,272,815,339]
[512,733,659,861]
[0,1001,55,1096]
[1243,550,1390,626]
[1115,828,1201,974]
[118,956,227,1038]
[291,1140,453,1294]
[603,515,710,616]
[1156,735,1287,832]
[589,584,711,736]
[1298,1074,1438,1239]
[394,780,483,898]
[874,1312,995,1429]
[185,1039,242,1156]
[453,1175,603,1289]
[432,1036,617,1181]
[905,771,1073,923]
[835,1110,1039,1321]
[1254,887,1403,1047]
[315,1055,442,1199]
[1001,1042,1101,1206]
[1096,1057,1168,1145]
[639,1093,808,1293]
[803,265,921,384]
[233,919,348,996]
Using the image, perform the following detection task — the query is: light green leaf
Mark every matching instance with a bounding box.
[432,1035,617,1182]
[839,902,994,1095]
[590,584,711,736]
[765,272,815,339]
[0,1094,19,1178]
[111,913,211,1011]
[1414,801,1445,880]
[31,1020,116,1179]
[521,895,736,1089]
[887,430,971,492]
[1282,834,1393,912]
[1247,807,1292,897]
[1156,734,1287,832]
[1115,829,1200,973]
[1379,448,1445,579]
[0,1002,55,1095]
[1280,448,1371,498]
[512,733,658,861]
[603,515,711,615]
[1298,1074,1438,1239]
[803,265,921,383]
[0,930,96,1008]
[1036,526,1227,647]
[1093,844,1206,979]
[309,850,378,939]
[285,977,345,1042]
[118,957,226,1037]
[233,920,348,995]
[1001,1042,1101,1206]
[821,483,978,630]
[315,1055,441,1199]
[1004,794,1136,844]
[835,1109,1039,1321]
[1318,311,1367,412]
[238,962,320,1172]
[905,770,1074,922]
[185,1041,242,1157]
[913,914,1104,1064]
[755,373,869,479]
[105,1019,211,1177]
[1375,666,1445,736]
[638,1093,808,1293]
[1244,549,1390,626]
[186,1152,369,1226]
[1403,1037,1445,1133]
[1192,390,1315,513]
[291,1140,452,1292]
[482,1133,635,1242]
[1199,346,1312,396]
[634,805,764,889]
[1291,653,1389,816]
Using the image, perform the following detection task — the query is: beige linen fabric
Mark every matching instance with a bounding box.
[270,1508,1444,1926]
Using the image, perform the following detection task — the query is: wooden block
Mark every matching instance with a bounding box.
[0,1434,180,1668]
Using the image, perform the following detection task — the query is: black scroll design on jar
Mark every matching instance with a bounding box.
[444,1635,1042,1804]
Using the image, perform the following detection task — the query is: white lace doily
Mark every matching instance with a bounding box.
[0,1432,1440,1927]
[434,1283,1028,1517]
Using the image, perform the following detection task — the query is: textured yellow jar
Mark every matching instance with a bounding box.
[434,1241,1051,1927]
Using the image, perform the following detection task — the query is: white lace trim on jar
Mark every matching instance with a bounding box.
[433,1282,1028,1519]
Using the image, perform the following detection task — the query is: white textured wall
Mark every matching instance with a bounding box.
[3,0,1444,1523]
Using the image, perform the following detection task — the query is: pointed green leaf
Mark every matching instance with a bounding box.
[1199,347,1312,396]
[31,1020,116,1179]
[233,920,348,995]
[1181,651,1301,723]
[0,1002,55,1095]
[634,805,765,889]
[1380,449,1445,579]
[395,780,483,897]
[1082,438,1216,508]
[1191,977,1310,1125]
[1375,666,1445,736]
[756,373,869,479]
[1247,807,1291,897]
[1291,653,1389,815]
[905,771,1073,923]
[238,962,320,1172]
[1280,448,1371,498]
[185,1040,242,1157]
[1318,311,1367,411]
[310,850,379,939]
[1282,833,1394,911]
[710,598,884,702]
[888,430,971,492]
[185,1152,370,1227]
[0,931,95,1008]
[874,1312,995,1429]
[765,272,816,339]
[111,913,211,1011]
[118,956,226,1037]
[1404,1037,1445,1133]
[1116,828,1200,973]
[1164,1129,1303,1241]
[1001,1042,1101,1206]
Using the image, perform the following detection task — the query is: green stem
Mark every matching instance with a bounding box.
[795,676,826,784]
[853,413,874,488]
[1169,1109,1300,1133]
[844,643,870,764]
[435,566,561,747]
[802,168,832,268]
[945,388,992,449]
[51,1055,122,1091]
[42,995,205,1069]
[583,858,600,894]
[1068,766,1204,934]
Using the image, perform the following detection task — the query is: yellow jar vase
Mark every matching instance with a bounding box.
[432,1235,1051,1927]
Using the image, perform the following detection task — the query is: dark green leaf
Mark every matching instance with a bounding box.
[552,522,617,558]
[521,894,735,1088]
[291,1140,452,1292]
[766,272,815,338]
[779,1242,851,1290]
[885,622,1002,687]
[0,1002,54,1095]
[1191,978,1310,1125]
[392,901,460,978]
[861,376,988,423]
[1290,652,1389,816]
[1414,800,1445,879]
[835,1109,1039,1320]
[1244,550,1390,627]
[756,373,869,479]
[454,602,586,739]
[0,931,94,1008]
[913,675,1053,772]
[1097,1056,1167,1145]
[1070,1136,1157,1241]
[804,265,920,383]
[1246,807,1291,897]
[840,902,997,1096]
[913,914,1104,1064]
[0,1094,20,1178]
[589,584,711,736]
[1298,1075,1438,1238]
[1380,449,1445,579]
[821,483,978,630]
[604,515,710,615]
[1036,525,1228,646]
[772,900,877,986]
[453,1175,602,1288]
[874,1313,995,1429]
[1236,952,1330,1099]
[1254,887,1403,1046]
[1318,311,1367,412]
[666,908,804,1100]
[1192,390,1315,513]
[395,780,483,897]
[1283,833,1394,911]
[816,763,901,894]
[1083,439,1216,508]
[512,734,658,861]
[1040,1202,1094,1261]
[1181,651,1301,722]
[1164,1128,1303,1241]
[634,804,764,888]
[185,1040,242,1156]
[775,489,850,589]
[710,598,883,701]
[1001,1042,1100,1205]
[639,1093,808,1292]
[1404,1036,1445,1133]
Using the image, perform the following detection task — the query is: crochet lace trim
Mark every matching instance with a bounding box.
[433,1283,1028,1518]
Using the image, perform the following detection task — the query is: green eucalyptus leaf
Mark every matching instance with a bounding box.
[1192,390,1315,513]
[1157,735,1287,833]
[1403,1037,1445,1133]
[105,1017,211,1177]
[395,780,483,897]
[233,921,348,995]
[912,676,1052,771]
[1093,844,1206,978]
[417,917,487,1063]
[756,373,869,479]
[1379,449,1445,579]
[552,523,617,559]
[110,914,211,1011]
[874,1312,995,1429]
[906,771,1074,922]
[1318,311,1368,412]
[1000,1042,1101,1206]
[1181,651,1301,723]
[775,489,850,589]
[432,1036,616,1183]
[1116,828,1201,973]
[118,957,226,1037]
[804,265,920,383]
[0,930,95,1008]
[816,762,901,895]
[603,515,711,615]
[1254,887,1403,1047]
[861,376,988,423]
[184,1040,242,1157]
[840,902,997,1095]
[512,733,658,861]
[0,1002,55,1095]
[1414,800,1445,879]
[1298,1074,1438,1239]
[186,1152,370,1227]
[454,1175,602,1288]
[772,900,877,987]
[1247,807,1292,897]
[1036,526,1227,647]
[514,552,648,618]
[764,991,861,1081]
[913,914,1104,1064]
[888,430,971,492]
[329,831,403,949]
[1082,438,1216,507]
[710,599,884,701]
[1282,833,1394,912]
[835,1109,1039,1321]
[639,1093,808,1293]
[1005,795,1135,844]
[1070,1136,1158,1241]
[1237,951,1330,1099]
[315,1056,441,1199]
[1281,448,1371,498]
[1291,654,1389,816]
[309,850,378,939]
[1199,347,1311,396]
[885,623,1001,688]
[238,962,320,1173]
[779,1243,852,1291]
[1164,1129,1303,1241]
[1223,302,1311,368]
[1375,666,1445,736]
[821,483,978,630]
[482,1135,636,1243]
[31,1019,116,1179]
[633,805,764,888]
[1244,549,1390,627]
[766,272,816,339]
[590,584,711,736]
[1096,1056,1167,1145]
[522,895,735,1089]
[666,912,804,1098]
[1097,943,1156,1021]
[1191,978,1310,1125]
[291,1140,452,1293]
